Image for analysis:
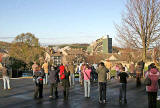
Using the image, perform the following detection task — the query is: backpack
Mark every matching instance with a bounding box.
[60,70,66,80]
[144,72,151,86]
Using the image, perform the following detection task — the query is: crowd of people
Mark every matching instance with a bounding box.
[1,60,160,108]
[32,61,99,100]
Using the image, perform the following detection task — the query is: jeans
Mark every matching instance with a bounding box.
[3,76,10,89]
[70,73,75,86]
[34,83,43,98]
[43,73,48,84]
[62,80,69,98]
[99,82,106,101]
[50,83,58,97]
[148,92,157,108]
[119,83,127,101]
[84,80,90,97]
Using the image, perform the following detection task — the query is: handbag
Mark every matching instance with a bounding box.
[144,72,151,86]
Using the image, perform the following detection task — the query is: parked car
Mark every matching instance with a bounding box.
[22,73,32,77]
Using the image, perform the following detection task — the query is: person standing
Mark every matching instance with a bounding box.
[145,63,160,108]
[92,63,98,81]
[83,64,91,98]
[80,63,86,86]
[76,64,81,83]
[115,64,120,79]
[68,62,75,87]
[1,65,11,90]
[49,66,59,99]
[139,60,145,77]
[33,66,45,99]
[118,67,129,104]
[42,61,49,84]
[90,64,96,82]
[96,62,109,104]
[136,62,142,88]
[59,64,70,100]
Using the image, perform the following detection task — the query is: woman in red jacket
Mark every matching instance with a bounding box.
[145,63,160,108]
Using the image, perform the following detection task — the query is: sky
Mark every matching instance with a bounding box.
[0,0,126,45]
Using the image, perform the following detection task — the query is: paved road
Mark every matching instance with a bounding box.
[0,78,155,108]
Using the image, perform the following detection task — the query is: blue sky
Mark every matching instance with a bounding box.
[0,0,126,45]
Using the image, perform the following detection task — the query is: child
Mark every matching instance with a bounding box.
[118,67,129,104]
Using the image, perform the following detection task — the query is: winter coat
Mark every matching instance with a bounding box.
[145,68,160,92]
[33,70,45,84]
[96,66,109,82]
[49,69,59,84]
[33,70,45,78]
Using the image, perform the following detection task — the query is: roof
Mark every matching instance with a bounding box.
[65,48,84,55]
[104,53,124,61]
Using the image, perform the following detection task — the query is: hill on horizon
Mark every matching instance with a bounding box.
[0,41,11,50]
[48,43,89,50]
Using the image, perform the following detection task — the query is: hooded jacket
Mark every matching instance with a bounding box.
[96,66,109,82]
[145,68,160,92]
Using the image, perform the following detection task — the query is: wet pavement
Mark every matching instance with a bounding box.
[0,78,155,108]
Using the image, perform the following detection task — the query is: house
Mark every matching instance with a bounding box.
[87,35,112,54]
[52,52,63,66]
[48,47,85,66]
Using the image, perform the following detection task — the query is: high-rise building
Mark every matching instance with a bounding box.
[87,35,112,54]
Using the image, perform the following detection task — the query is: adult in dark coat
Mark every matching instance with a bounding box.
[33,67,45,99]
[49,66,59,98]
[136,63,142,88]
[138,60,145,77]
[61,65,70,99]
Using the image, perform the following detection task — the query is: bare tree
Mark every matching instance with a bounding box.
[115,0,160,61]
